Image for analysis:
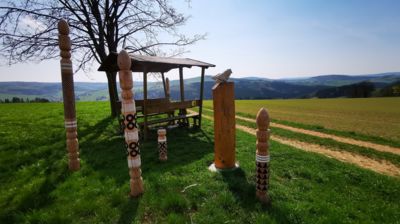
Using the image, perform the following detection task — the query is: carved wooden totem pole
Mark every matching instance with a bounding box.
[58,19,80,171]
[118,50,144,197]
[158,129,167,161]
[256,108,271,203]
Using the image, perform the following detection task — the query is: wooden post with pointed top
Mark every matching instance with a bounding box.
[256,108,271,204]
[58,19,80,171]
[118,50,144,197]
[158,129,167,161]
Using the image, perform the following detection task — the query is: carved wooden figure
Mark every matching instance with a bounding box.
[58,19,80,171]
[256,108,271,204]
[118,50,144,197]
[158,129,167,161]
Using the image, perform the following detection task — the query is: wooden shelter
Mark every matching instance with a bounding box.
[99,52,215,139]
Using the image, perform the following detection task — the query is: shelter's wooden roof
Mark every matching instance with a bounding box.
[98,52,215,73]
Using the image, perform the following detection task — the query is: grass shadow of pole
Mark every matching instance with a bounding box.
[220,168,291,223]
[116,198,140,224]
[220,168,260,210]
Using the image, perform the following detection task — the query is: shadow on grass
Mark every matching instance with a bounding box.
[79,115,213,181]
[221,168,258,210]
[78,116,213,222]
[117,198,140,224]
[0,143,70,223]
[141,126,214,175]
[221,168,291,223]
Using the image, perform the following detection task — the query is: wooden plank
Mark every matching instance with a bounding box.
[143,100,199,114]
[169,100,200,110]
[135,98,167,107]
[139,113,199,126]
[199,67,206,128]
[213,82,236,169]
[126,98,199,115]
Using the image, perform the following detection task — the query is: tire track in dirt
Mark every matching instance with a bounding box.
[202,108,400,156]
[197,112,400,177]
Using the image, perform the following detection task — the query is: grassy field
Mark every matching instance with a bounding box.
[199,109,400,168]
[204,97,400,142]
[0,102,400,223]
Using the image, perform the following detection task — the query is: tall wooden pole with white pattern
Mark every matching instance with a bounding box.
[58,19,80,171]
[256,108,270,204]
[118,50,144,197]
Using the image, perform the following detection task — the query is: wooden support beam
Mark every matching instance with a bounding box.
[143,68,148,140]
[161,72,167,98]
[179,66,186,116]
[199,67,206,128]
[166,78,170,100]
[179,67,185,102]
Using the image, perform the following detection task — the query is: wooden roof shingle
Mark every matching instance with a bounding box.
[98,52,215,73]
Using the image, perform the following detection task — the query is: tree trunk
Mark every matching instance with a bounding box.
[106,71,120,117]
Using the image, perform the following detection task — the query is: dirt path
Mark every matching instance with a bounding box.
[202,108,400,156]
[198,112,400,177]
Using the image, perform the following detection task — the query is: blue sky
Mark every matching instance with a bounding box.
[0,0,399,82]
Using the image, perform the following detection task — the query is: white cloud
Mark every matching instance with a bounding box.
[20,15,46,32]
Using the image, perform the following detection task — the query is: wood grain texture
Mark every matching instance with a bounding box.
[58,19,80,171]
[118,50,144,197]
[213,82,236,169]
[256,108,270,204]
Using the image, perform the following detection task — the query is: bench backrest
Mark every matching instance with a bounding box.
[119,98,201,115]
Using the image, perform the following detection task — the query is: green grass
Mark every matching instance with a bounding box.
[201,109,400,167]
[204,98,400,142]
[231,110,400,148]
[0,102,399,223]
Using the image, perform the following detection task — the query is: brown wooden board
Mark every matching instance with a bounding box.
[213,82,236,169]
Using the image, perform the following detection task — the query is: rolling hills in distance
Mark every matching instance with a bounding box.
[0,72,399,101]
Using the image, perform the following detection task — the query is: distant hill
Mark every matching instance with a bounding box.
[315,81,375,98]
[0,78,325,101]
[0,82,110,101]
[1,72,399,101]
[379,81,400,97]
[280,72,400,86]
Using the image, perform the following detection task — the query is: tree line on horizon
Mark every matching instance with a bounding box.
[0,80,399,104]
[0,97,49,103]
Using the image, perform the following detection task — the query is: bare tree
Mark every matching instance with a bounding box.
[0,0,204,116]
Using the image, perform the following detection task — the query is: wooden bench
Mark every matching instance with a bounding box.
[118,98,202,135]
